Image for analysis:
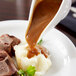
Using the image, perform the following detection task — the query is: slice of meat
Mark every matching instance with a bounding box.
[0,51,17,76]
[9,35,20,47]
[0,34,20,56]
[0,34,13,54]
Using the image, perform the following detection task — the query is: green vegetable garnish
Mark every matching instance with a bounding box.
[38,39,43,45]
[26,66,36,76]
[18,69,26,76]
[18,66,36,76]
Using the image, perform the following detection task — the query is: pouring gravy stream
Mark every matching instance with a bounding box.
[25,0,62,58]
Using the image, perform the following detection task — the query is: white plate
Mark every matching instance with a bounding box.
[0,20,76,76]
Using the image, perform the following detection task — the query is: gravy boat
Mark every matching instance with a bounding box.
[28,0,71,38]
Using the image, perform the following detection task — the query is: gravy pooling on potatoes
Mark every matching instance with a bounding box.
[26,45,49,58]
[25,0,62,58]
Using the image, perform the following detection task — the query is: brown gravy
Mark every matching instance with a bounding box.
[25,0,62,58]
[26,45,49,58]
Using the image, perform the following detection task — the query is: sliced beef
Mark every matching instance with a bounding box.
[0,51,17,76]
[0,34,20,56]
[10,35,20,47]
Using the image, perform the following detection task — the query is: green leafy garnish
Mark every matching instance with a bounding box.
[26,66,36,76]
[38,39,43,45]
[18,66,36,76]
[17,69,26,76]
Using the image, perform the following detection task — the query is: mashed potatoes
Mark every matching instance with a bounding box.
[14,42,52,76]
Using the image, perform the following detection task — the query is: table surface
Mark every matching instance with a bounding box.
[0,0,76,46]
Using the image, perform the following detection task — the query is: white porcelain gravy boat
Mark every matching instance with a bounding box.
[27,0,71,40]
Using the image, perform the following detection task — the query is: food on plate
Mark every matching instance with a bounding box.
[0,0,62,75]
[14,41,52,76]
[0,34,51,76]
